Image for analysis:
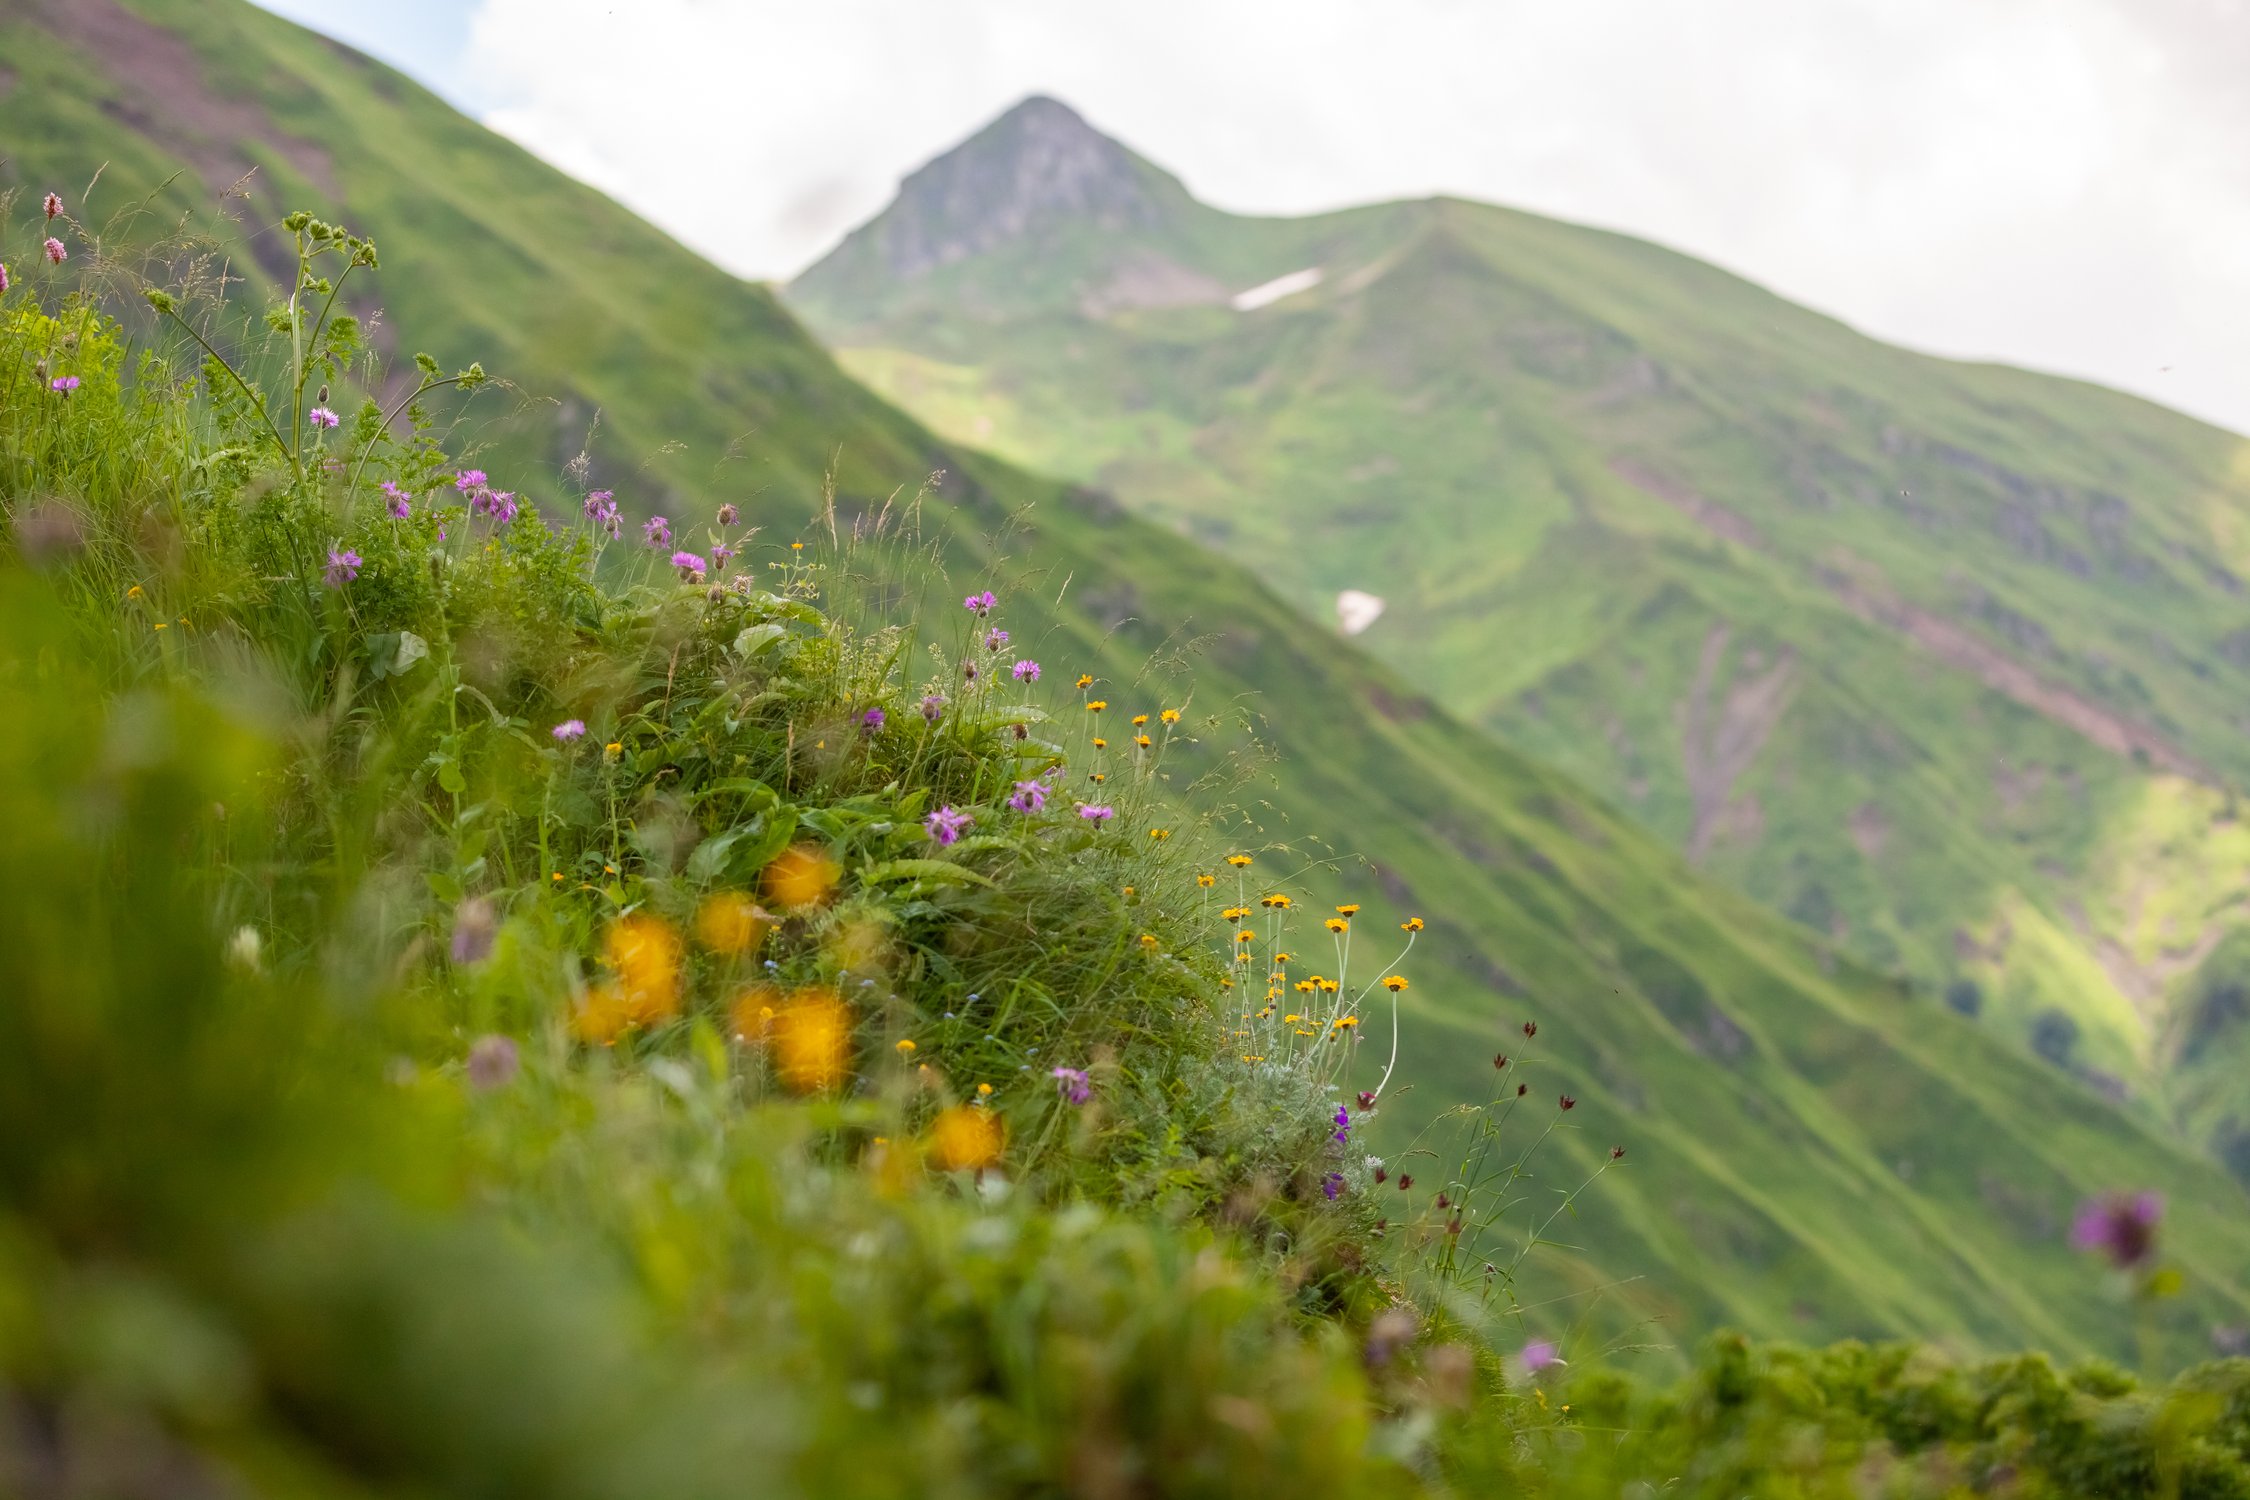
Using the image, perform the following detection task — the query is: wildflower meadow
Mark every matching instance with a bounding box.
[4,193,2250,1498]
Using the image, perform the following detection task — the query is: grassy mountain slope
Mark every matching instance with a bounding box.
[790,98,2250,1168]
[7,0,2250,1366]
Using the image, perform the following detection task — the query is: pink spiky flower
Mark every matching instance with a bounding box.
[43,192,63,220]
[44,238,67,265]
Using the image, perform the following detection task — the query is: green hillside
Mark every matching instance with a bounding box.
[7,0,2250,1372]
[789,97,2250,1175]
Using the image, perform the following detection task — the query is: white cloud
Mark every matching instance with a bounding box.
[449,0,2250,433]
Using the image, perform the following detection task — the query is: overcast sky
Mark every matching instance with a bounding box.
[253,0,2250,436]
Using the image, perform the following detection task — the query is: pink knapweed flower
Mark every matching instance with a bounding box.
[322,547,362,587]
[49,375,79,394]
[454,469,489,491]
[551,719,587,743]
[1051,1066,1091,1105]
[921,694,946,722]
[308,407,339,429]
[717,502,738,525]
[2071,1191,2163,1270]
[1012,659,1040,683]
[1077,804,1114,825]
[984,627,1008,651]
[1008,780,1047,814]
[644,515,671,547]
[670,549,707,580]
[963,590,996,615]
[380,481,412,519]
[1521,1341,1560,1375]
[925,805,973,846]
[861,707,886,732]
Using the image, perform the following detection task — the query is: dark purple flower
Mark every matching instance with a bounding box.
[322,547,362,587]
[1323,1173,1345,1201]
[1333,1104,1351,1146]
[644,515,671,547]
[1012,659,1040,683]
[2071,1191,2163,1269]
[921,694,946,722]
[450,898,497,965]
[963,590,996,616]
[467,1034,519,1090]
[1008,780,1047,814]
[925,805,973,846]
[1051,1066,1091,1105]
[861,707,886,732]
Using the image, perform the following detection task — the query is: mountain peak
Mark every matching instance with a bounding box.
[856,95,1188,280]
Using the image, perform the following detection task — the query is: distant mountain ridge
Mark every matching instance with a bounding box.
[791,96,2250,1182]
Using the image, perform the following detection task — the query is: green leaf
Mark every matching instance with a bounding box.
[437,761,467,796]
[859,858,996,888]
[732,623,789,660]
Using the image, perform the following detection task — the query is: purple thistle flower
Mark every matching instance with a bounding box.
[670,549,707,580]
[2071,1191,2163,1269]
[454,470,488,491]
[1008,780,1047,814]
[717,502,738,525]
[924,805,974,846]
[308,406,340,429]
[963,589,996,616]
[1521,1341,1560,1375]
[1323,1173,1345,1201]
[1077,804,1114,825]
[380,480,412,519]
[644,515,671,547]
[984,627,1009,651]
[1052,1066,1091,1105]
[552,719,587,743]
[921,694,946,722]
[44,237,66,265]
[861,707,886,732]
[1012,659,1041,683]
[49,375,78,394]
[466,1034,519,1090]
[582,490,613,520]
[450,897,497,965]
[322,547,362,588]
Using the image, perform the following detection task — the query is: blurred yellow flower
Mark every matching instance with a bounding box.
[763,843,840,911]
[606,913,683,1024]
[1087,700,1108,713]
[728,985,779,1043]
[571,982,630,1045]
[895,1038,917,1054]
[695,891,769,955]
[1160,709,1181,724]
[1324,917,1349,934]
[1131,714,1149,726]
[927,1104,1005,1171]
[1076,674,1094,689]
[1260,893,1292,909]
[1225,854,1253,868]
[1092,737,1108,749]
[772,989,853,1093]
[1383,975,1410,993]
[1196,874,1216,888]
[1148,828,1171,841]
[1401,916,1424,932]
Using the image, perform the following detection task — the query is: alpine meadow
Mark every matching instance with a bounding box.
[4,2,2250,1496]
